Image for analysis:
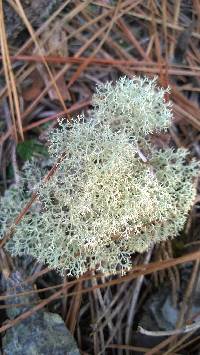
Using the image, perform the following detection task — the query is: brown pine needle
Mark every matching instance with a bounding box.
[0,0,23,141]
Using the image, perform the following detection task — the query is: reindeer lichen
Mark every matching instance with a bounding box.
[0,77,198,276]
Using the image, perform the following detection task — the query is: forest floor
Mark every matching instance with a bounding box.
[0,1,200,354]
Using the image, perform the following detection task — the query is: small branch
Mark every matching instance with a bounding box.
[125,248,153,347]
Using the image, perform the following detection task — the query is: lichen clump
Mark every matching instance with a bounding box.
[0,77,198,276]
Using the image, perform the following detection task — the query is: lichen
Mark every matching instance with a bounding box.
[0,77,198,276]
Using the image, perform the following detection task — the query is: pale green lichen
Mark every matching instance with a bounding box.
[92,76,171,136]
[0,77,199,276]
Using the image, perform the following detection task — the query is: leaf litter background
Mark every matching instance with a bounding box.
[0,0,200,354]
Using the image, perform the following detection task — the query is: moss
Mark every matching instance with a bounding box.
[17,139,48,161]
